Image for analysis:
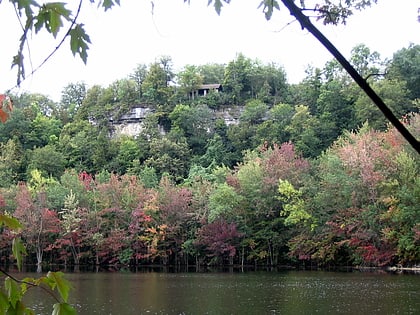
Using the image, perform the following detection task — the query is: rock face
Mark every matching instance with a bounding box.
[110,106,154,138]
[213,106,244,126]
[111,104,243,138]
[112,122,145,138]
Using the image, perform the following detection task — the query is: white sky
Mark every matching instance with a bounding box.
[0,0,419,102]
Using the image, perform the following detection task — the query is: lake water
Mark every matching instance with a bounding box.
[19,269,420,314]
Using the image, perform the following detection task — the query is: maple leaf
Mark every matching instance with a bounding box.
[102,0,121,11]
[34,3,72,38]
[69,24,91,64]
[0,94,13,123]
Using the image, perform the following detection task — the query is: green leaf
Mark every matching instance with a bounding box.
[12,0,39,18]
[33,6,47,33]
[258,0,280,20]
[0,289,9,314]
[278,179,300,201]
[4,278,21,309]
[12,238,26,272]
[0,215,21,230]
[34,3,72,38]
[69,24,91,64]
[101,0,120,11]
[208,0,224,15]
[52,303,77,315]
[46,272,72,303]
[5,300,32,315]
[23,277,40,287]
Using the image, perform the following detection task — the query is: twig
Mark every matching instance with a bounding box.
[364,72,387,80]
[8,0,84,94]
[0,267,61,303]
[273,18,298,33]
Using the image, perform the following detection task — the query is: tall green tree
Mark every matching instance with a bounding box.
[75,85,113,128]
[27,144,66,179]
[316,79,355,138]
[142,56,175,106]
[169,104,213,155]
[350,44,382,79]
[26,112,62,148]
[354,79,412,130]
[240,99,268,125]
[257,62,289,104]
[177,65,203,100]
[290,66,323,114]
[59,82,87,123]
[286,105,321,157]
[0,107,32,146]
[130,63,148,101]
[110,136,141,174]
[256,103,293,146]
[198,63,225,84]
[0,139,23,187]
[387,44,420,100]
[198,134,236,168]
[145,136,191,181]
[208,182,242,223]
[223,53,253,104]
[58,120,114,173]
[109,78,138,119]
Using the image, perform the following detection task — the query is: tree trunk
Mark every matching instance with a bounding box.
[241,246,245,269]
[69,238,80,265]
[36,247,43,273]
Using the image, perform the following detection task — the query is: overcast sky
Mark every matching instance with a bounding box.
[0,0,419,101]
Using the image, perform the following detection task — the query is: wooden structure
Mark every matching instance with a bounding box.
[190,84,222,99]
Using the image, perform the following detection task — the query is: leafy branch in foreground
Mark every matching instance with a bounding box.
[203,0,378,24]
[278,0,420,154]
[9,0,120,88]
[0,213,77,314]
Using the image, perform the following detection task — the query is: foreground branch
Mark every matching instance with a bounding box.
[281,0,420,154]
[0,267,61,303]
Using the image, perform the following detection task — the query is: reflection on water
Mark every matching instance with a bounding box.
[17,269,420,314]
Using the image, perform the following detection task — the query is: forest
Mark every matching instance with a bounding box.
[0,43,419,269]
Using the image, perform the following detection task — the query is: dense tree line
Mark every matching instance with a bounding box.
[0,44,419,268]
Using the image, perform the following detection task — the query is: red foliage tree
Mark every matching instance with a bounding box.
[154,177,193,264]
[128,191,155,264]
[336,130,397,203]
[325,207,396,266]
[196,219,242,265]
[14,183,60,269]
[78,171,94,191]
[261,142,310,189]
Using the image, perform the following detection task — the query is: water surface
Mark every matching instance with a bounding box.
[20,270,420,314]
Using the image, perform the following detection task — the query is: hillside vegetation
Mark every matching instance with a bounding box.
[0,44,419,268]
